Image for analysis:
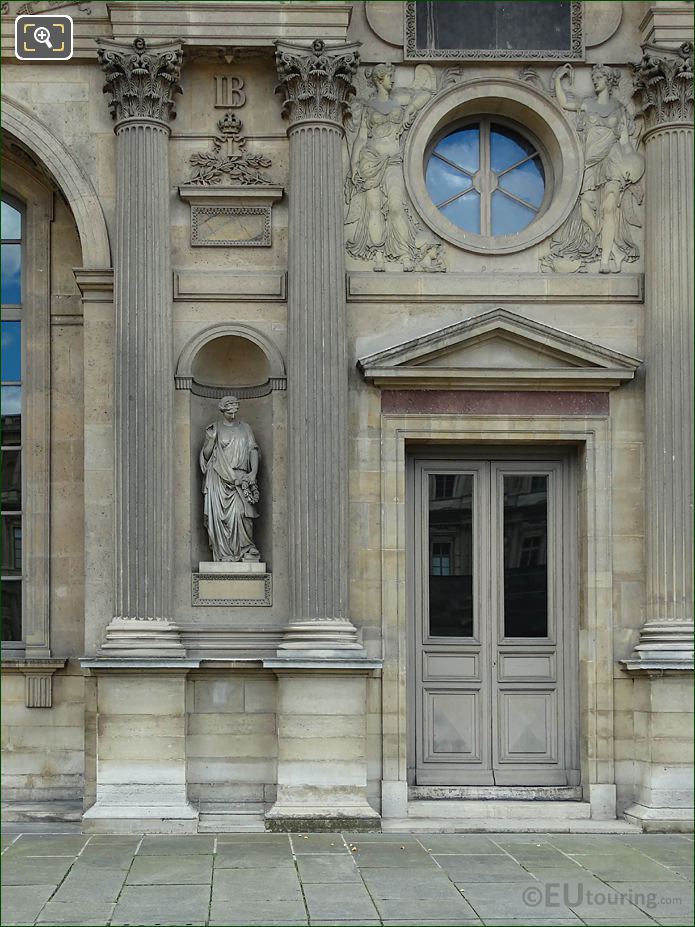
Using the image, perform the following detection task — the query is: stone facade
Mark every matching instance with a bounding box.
[0,1,692,833]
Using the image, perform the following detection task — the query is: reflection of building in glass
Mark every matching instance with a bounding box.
[428,472,474,636]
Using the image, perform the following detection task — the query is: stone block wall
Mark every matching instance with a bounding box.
[1,666,85,801]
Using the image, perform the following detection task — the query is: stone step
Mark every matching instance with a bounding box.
[1,800,83,824]
[198,801,266,833]
[384,817,642,834]
[407,799,592,819]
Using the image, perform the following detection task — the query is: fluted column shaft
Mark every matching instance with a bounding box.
[97,38,184,655]
[275,40,362,650]
[113,119,173,621]
[633,43,694,667]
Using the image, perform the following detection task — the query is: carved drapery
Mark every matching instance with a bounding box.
[275,39,359,128]
[96,38,184,656]
[624,43,694,672]
[98,37,182,124]
[274,40,364,652]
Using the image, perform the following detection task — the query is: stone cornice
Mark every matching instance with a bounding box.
[275,39,359,129]
[97,37,183,124]
[634,41,694,132]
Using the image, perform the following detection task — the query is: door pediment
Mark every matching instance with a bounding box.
[357,308,642,391]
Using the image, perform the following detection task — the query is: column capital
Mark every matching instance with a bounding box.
[634,41,694,133]
[97,37,183,125]
[275,39,360,130]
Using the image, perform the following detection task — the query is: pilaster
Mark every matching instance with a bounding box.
[96,38,185,657]
[623,42,694,673]
[274,40,363,654]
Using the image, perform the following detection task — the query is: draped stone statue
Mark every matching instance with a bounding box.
[200,395,261,563]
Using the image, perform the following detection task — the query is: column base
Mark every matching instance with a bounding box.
[623,802,694,834]
[277,618,365,655]
[99,617,187,659]
[82,802,198,835]
[265,802,380,833]
[623,620,694,671]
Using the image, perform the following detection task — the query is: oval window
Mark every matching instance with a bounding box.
[425,119,547,238]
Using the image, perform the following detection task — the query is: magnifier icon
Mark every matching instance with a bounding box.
[33,25,53,49]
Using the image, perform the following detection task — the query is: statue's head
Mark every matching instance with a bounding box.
[591,64,620,92]
[219,395,240,418]
[368,62,395,92]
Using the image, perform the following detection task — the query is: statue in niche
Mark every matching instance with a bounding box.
[345,63,446,273]
[541,63,644,274]
[200,395,261,563]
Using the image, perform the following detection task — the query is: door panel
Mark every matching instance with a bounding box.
[412,453,578,787]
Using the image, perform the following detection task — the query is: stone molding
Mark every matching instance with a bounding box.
[97,37,183,125]
[0,659,67,708]
[275,39,360,129]
[1,95,111,269]
[357,307,642,392]
[633,41,694,135]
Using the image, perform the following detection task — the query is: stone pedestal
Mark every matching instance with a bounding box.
[81,668,198,833]
[95,38,185,657]
[264,665,381,831]
[274,40,363,654]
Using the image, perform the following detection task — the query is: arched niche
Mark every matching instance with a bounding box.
[177,324,286,582]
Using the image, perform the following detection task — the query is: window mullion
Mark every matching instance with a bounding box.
[480,119,492,237]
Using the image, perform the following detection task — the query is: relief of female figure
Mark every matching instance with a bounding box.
[200,395,261,563]
[345,63,444,273]
[545,63,645,273]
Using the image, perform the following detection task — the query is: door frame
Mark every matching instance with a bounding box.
[407,449,579,788]
[378,413,616,819]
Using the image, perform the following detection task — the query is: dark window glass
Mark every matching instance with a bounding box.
[1,448,22,511]
[1,320,21,382]
[1,513,22,577]
[503,474,548,637]
[0,581,22,641]
[428,473,474,636]
[1,244,21,304]
[414,1,573,53]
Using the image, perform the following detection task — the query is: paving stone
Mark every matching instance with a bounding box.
[1,855,75,885]
[290,833,348,854]
[664,864,693,881]
[215,842,295,868]
[435,853,533,882]
[138,835,215,856]
[210,922,307,926]
[296,853,361,883]
[361,866,463,900]
[53,864,128,902]
[578,919,658,925]
[603,882,694,919]
[3,835,89,857]
[482,920,582,925]
[1,835,20,850]
[76,844,139,869]
[382,921,482,926]
[111,884,211,925]
[546,836,625,853]
[216,833,291,845]
[457,880,577,920]
[210,897,307,922]
[35,900,116,924]
[126,854,213,885]
[212,866,302,902]
[348,842,436,868]
[374,896,478,920]
[302,883,379,921]
[415,835,505,854]
[498,843,579,866]
[0,883,56,925]
[583,855,684,882]
[342,833,421,843]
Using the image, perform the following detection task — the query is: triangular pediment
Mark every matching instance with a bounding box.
[357,308,642,391]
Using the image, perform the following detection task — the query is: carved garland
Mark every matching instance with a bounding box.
[188,111,273,186]
[97,37,183,123]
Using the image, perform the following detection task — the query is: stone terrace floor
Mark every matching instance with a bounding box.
[0,829,693,926]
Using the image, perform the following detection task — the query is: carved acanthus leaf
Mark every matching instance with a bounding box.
[187,112,273,186]
[275,39,360,127]
[97,37,183,123]
[633,42,694,131]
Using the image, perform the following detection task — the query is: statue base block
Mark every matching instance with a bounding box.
[198,561,266,574]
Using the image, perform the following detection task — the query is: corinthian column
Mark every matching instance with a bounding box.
[627,42,694,670]
[96,38,185,657]
[275,39,363,653]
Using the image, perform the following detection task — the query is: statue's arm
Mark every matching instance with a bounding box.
[248,447,259,483]
[553,64,579,112]
[201,424,216,464]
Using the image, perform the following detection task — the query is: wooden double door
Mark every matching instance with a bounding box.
[409,452,579,787]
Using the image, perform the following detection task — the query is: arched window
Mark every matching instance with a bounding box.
[1,196,23,642]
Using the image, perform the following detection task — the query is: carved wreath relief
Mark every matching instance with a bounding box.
[188,110,273,186]
[540,63,645,274]
[345,63,447,273]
